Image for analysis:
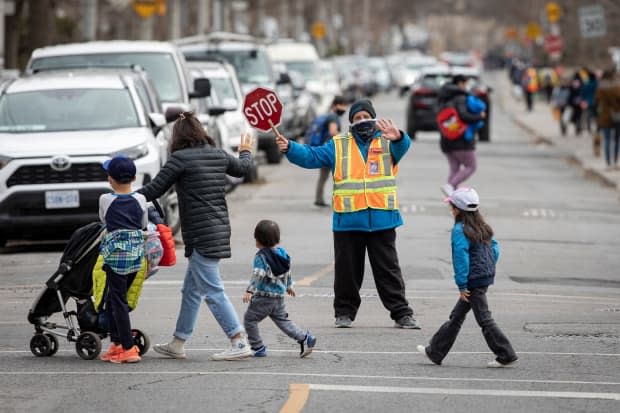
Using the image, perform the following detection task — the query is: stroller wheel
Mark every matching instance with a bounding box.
[75,332,102,360]
[30,334,53,357]
[44,333,59,356]
[132,329,150,355]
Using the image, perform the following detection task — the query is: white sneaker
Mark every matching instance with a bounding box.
[487,359,518,368]
[211,338,253,361]
[153,341,186,359]
[440,184,454,197]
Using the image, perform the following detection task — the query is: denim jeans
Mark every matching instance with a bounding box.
[244,295,306,350]
[426,287,517,365]
[602,126,620,166]
[173,250,244,341]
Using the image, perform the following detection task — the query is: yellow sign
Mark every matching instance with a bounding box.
[526,22,542,40]
[546,2,562,23]
[311,22,326,40]
[133,0,166,19]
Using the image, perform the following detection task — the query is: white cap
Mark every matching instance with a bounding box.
[445,187,480,212]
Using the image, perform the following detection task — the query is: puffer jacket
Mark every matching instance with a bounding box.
[437,84,485,153]
[139,144,252,258]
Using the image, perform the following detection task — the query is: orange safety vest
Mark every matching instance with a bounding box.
[332,134,399,213]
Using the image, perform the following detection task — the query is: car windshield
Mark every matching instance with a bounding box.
[0,89,139,132]
[185,49,272,85]
[211,77,238,101]
[421,74,452,88]
[30,53,183,103]
[283,61,318,81]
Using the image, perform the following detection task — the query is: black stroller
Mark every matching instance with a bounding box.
[27,222,150,360]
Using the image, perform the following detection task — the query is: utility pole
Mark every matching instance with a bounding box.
[197,0,210,34]
[295,0,304,40]
[0,0,4,69]
[79,0,98,41]
[168,0,181,39]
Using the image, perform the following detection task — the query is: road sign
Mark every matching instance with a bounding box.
[311,22,326,40]
[544,34,563,54]
[526,22,542,41]
[243,87,283,133]
[578,5,606,39]
[132,0,166,19]
[546,2,562,23]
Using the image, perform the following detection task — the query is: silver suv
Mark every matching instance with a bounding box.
[0,71,172,247]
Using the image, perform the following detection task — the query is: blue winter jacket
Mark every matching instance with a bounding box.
[452,222,500,291]
[464,95,487,141]
[285,130,411,232]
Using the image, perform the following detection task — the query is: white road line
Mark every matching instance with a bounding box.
[3,349,618,357]
[306,383,620,401]
[0,370,619,387]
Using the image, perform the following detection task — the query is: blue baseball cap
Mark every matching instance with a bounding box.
[103,155,136,184]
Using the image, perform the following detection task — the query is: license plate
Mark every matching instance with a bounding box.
[45,190,80,209]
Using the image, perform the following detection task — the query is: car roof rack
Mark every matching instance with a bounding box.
[30,63,145,74]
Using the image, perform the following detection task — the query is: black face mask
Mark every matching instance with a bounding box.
[350,120,376,141]
[335,109,346,116]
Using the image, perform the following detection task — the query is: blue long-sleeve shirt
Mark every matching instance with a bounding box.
[452,222,500,291]
[285,130,412,232]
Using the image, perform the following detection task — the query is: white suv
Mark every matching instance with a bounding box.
[0,71,170,247]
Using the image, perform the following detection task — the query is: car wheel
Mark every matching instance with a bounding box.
[244,162,260,183]
[478,122,490,142]
[266,141,282,164]
[0,238,6,249]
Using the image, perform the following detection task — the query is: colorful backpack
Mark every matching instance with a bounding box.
[436,106,467,140]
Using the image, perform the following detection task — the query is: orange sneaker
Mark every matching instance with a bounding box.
[110,345,141,364]
[100,343,123,362]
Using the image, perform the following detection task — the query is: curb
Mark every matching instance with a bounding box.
[508,109,619,192]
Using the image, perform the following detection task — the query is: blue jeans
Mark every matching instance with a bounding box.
[173,250,244,341]
[602,126,620,166]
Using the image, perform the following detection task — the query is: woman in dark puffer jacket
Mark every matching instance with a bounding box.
[139,112,255,361]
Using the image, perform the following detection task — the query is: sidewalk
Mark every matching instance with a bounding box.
[492,73,620,193]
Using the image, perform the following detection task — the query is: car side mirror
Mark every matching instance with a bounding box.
[208,107,227,116]
[277,72,291,85]
[190,78,211,98]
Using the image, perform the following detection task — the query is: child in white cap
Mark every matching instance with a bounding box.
[417,187,518,367]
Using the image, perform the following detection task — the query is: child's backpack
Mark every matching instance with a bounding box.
[436,105,467,140]
[305,114,331,146]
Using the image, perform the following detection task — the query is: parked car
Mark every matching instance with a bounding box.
[177,32,285,164]
[367,57,393,92]
[405,65,492,141]
[26,40,211,113]
[0,71,173,246]
[316,60,343,114]
[188,60,259,183]
[387,52,438,97]
[330,55,379,102]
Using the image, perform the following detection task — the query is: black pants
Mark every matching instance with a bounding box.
[104,265,136,350]
[524,91,534,111]
[333,229,413,321]
[426,287,517,365]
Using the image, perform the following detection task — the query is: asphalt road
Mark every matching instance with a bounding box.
[1,76,619,413]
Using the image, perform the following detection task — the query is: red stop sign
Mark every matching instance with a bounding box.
[243,87,283,133]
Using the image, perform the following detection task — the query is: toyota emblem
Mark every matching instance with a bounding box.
[50,155,71,171]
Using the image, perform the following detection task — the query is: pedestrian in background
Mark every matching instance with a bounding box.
[595,70,620,170]
[243,220,316,358]
[275,99,420,329]
[438,75,487,196]
[98,156,148,364]
[305,95,348,207]
[139,112,255,361]
[521,66,539,111]
[579,67,598,134]
[417,188,518,368]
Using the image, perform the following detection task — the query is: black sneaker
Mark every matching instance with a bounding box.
[334,315,352,328]
[394,315,421,329]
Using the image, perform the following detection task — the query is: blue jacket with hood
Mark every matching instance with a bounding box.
[285,129,411,232]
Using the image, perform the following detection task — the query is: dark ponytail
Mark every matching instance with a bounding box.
[454,207,494,244]
[169,111,215,153]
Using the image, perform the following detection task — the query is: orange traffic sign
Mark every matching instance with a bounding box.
[311,22,326,40]
[546,2,562,23]
[132,0,166,19]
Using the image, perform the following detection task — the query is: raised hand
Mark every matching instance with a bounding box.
[275,133,290,153]
[376,119,401,141]
[238,132,255,153]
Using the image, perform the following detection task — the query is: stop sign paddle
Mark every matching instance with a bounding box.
[243,87,283,135]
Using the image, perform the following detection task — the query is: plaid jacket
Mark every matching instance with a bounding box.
[100,229,144,275]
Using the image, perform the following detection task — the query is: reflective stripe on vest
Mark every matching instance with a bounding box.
[332,134,399,213]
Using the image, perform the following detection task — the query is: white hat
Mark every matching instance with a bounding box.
[445,187,480,212]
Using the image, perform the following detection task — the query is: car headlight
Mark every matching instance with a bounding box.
[110,143,149,160]
[0,155,12,169]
